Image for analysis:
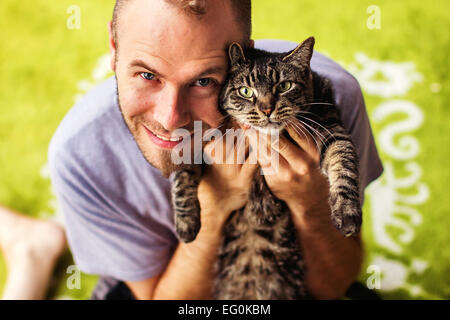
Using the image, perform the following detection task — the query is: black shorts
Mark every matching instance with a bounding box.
[90,276,135,300]
[90,277,381,300]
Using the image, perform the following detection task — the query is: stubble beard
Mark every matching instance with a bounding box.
[116,82,202,178]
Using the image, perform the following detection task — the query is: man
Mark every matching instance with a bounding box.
[49,0,383,300]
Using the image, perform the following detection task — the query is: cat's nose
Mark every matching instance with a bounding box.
[260,106,273,116]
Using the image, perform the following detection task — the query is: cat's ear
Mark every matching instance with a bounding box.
[229,42,246,65]
[282,36,315,66]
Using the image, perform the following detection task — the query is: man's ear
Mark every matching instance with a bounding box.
[282,36,315,66]
[107,21,117,72]
[228,42,246,65]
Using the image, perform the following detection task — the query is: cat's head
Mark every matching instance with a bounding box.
[219,37,315,133]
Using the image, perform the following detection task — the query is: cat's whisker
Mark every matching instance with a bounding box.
[293,110,335,142]
[291,117,325,152]
[298,123,333,151]
[301,101,335,107]
[286,119,321,154]
[295,110,318,117]
[289,123,321,155]
[296,119,327,147]
[297,115,335,143]
[285,119,308,142]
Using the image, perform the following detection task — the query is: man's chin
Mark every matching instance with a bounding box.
[142,149,193,178]
[157,162,192,178]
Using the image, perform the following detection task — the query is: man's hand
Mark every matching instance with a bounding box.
[141,128,258,300]
[246,125,363,299]
[198,128,258,226]
[246,126,329,218]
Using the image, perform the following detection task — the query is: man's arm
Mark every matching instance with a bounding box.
[288,198,363,299]
[247,126,363,299]
[129,131,363,300]
[126,205,224,299]
[127,148,259,300]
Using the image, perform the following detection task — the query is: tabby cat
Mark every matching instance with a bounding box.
[171,37,362,299]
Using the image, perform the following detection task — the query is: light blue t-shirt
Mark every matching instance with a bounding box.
[48,40,383,282]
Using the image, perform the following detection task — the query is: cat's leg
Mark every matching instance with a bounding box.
[320,136,362,237]
[214,207,251,299]
[171,166,202,243]
[215,179,308,299]
[248,173,283,225]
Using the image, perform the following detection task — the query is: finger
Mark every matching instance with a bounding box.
[245,129,272,168]
[259,150,290,176]
[286,122,320,163]
[204,133,228,164]
[241,155,259,181]
[246,128,308,171]
[223,129,247,164]
[272,132,311,171]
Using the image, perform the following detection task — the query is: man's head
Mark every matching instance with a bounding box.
[111,0,251,50]
[108,0,252,176]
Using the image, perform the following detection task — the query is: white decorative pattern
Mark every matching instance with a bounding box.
[350,53,435,298]
[348,52,423,98]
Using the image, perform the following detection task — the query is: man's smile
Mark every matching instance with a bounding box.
[143,125,188,149]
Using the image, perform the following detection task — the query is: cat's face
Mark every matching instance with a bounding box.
[220,37,315,133]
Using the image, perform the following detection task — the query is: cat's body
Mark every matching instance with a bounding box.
[215,173,307,299]
[171,37,362,299]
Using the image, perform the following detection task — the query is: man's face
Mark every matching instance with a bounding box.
[110,0,244,176]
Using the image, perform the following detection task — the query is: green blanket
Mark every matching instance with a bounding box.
[0,0,448,299]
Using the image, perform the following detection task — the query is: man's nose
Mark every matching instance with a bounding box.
[153,86,191,131]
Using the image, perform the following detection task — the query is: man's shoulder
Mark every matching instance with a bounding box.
[47,76,137,184]
[255,39,359,86]
[49,76,118,156]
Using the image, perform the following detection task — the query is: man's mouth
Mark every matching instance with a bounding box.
[153,132,183,142]
[143,125,187,149]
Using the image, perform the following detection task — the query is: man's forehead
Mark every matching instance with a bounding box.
[117,0,242,62]
[130,39,227,66]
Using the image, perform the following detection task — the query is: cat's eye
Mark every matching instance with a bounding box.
[238,86,254,98]
[277,81,292,93]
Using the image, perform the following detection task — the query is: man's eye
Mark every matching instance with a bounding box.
[195,78,212,87]
[140,72,156,80]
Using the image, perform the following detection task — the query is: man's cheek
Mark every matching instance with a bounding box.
[122,91,151,118]
[193,98,223,127]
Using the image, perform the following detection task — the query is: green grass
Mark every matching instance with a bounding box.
[0,0,449,299]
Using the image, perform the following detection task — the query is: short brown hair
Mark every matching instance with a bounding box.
[112,0,251,46]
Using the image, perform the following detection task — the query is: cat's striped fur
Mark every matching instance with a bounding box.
[171,37,362,299]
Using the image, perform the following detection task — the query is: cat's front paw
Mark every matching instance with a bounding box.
[330,197,362,237]
[174,195,201,242]
[172,168,202,243]
[176,210,201,243]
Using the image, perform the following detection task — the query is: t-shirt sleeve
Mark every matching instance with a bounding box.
[48,145,175,282]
